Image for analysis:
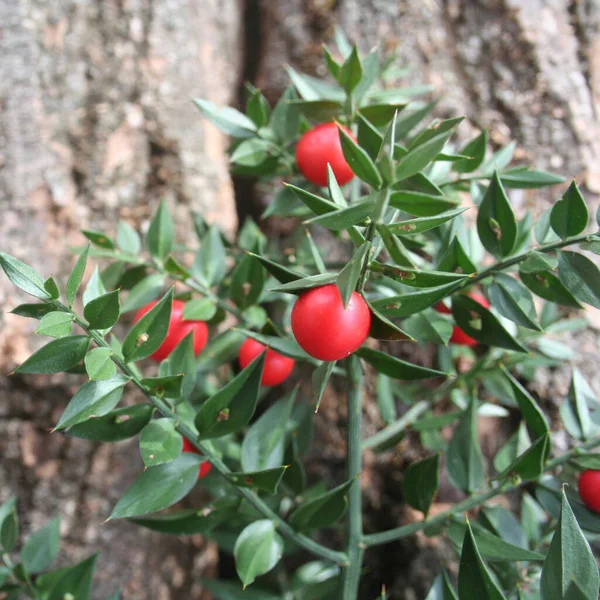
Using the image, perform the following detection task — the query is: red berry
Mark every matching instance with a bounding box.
[133,299,209,362]
[444,292,490,347]
[579,470,600,513]
[296,122,355,187]
[434,301,452,314]
[181,437,212,479]
[238,338,295,387]
[291,284,371,361]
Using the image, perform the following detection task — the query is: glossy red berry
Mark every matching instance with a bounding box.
[436,292,490,347]
[291,284,371,361]
[182,437,212,479]
[133,299,209,362]
[296,122,355,187]
[238,338,295,387]
[434,301,452,315]
[579,469,600,513]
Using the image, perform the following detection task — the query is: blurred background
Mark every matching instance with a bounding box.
[1,0,599,598]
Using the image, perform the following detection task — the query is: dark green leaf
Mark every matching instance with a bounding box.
[230,138,272,167]
[247,252,304,285]
[372,262,470,288]
[550,180,588,238]
[84,289,120,330]
[0,498,18,552]
[367,302,414,341]
[200,578,281,600]
[84,347,116,381]
[284,183,339,216]
[446,394,485,493]
[376,224,417,268]
[270,273,337,295]
[10,302,56,320]
[67,404,153,442]
[338,46,362,93]
[116,220,141,254]
[557,251,600,309]
[230,253,266,310]
[323,45,340,78]
[55,375,130,430]
[0,251,50,300]
[234,520,284,588]
[571,454,600,470]
[20,517,60,573]
[388,191,459,217]
[109,453,204,519]
[520,269,583,309]
[451,294,528,352]
[43,276,60,300]
[457,522,507,600]
[193,98,257,137]
[338,126,382,189]
[336,243,369,308]
[121,273,165,313]
[246,86,270,127]
[358,347,446,381]
[289,480,354,532]
[82,229,115,249]
[425,571,458,600]
[141,375,183,399]
[66,245,90,306]
[437,236,477,274]
[395,131,453,182]
[454,131,487,174]
[47,554,98,600]
[165,331,196,401]
[541,487,600,599]
[34,311,73,338]
[270,86,300,143]
[488,273,540,331]
[312,361,336,413]
[519,251,556,274]
[403,454,440,516]
[285,66,343,101]
[359,103,407,127]
[476,172,517,258]
[193,226,228,287]
[147,200,174,262]
[327,164,348,207]
[357,113,384,159]
[139,418,182,467]
[231,329,310,361]
[228,467,288,495]
[195,351,265,439]
[163,255,191,280]
[288,99,344,121]
[402,309,453,345]
[181,298,216,321]
[496,433,550,482]
[14,335,91,374]
[394,100,439,139]
[122,288,173,362]
[560,368,598,441]
[388,208,469,236]
[500,168,566,189]
[82,266,107,306]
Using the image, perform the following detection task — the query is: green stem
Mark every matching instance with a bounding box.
[2,553,40,599]
[363,434,600,547]
[357,222,377,292]
[340,355,364,599]
[63,308,347,566]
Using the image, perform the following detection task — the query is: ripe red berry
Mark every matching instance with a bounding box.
[434,301,452,315]
[436,292,490,347]
[291,284,371,361]
[238,338,295,386]
[579,469,600,513]
[182,437,212,479]
[296,122,355,187]
[133,299,209,362]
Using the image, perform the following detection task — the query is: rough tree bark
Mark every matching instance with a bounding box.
[2,0,600,598]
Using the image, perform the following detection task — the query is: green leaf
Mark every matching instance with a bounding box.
[234,520,284,588]
[230,252,266,310]
[34,311,73,338]
[372,262,470,288]
[496,433,550,481]
[231,138,272,167]
[327,164,348,207]
[357,113,384,159]
[163,255,191,280]
[193,226,227,287]
[388,208,469,236]
[541,487,600,599]
[195,351,265,439]
[199,578,281,600]
[139,418,182,468]
[121,273,165,313]
[81,229,115,249]
[520,269,583,309]
[402,310,453,345]
[446,394,485,493]
[323,45,340,78]
[370,280,464,318]
[557,251,600,309]
[338,45,362,93]
[500,168,566,189]
[403,454,440,516]
[338,126,382,189]
[241,389,296,472]
[83,289,120,330]
[182,297,217,321]
[451,294,528,353]
[457,522,507,600]
[336,243,369,308]
[270,273,337,295]
[454,131,487,174]
[388,190,459,217]
[108,453,204,519]
[394,100,439,139]
[0,251,50,300]
[122,288,173,362]
[376,224,416,268]
[14,335,91,374]
[359,103,407,127]
[246,86,270,127]
[43,276,60,300]
[571,453,600,470]
[165,331,197,401]
[488,273,541,331]
[501,368,549,439]
[66,245,90,306]
[357,347,447,380]
[288,99,344,122]
[284,183,339,216]
[425,571,458,600]
[227,467,288,495]
[290,560,341,600]
[270,86,300,143]
[0,498,18,552]
[47,554,98,600]
[313,361,336,412]
[82,266,107,306]
[289,480,354,532]
[147,200,174,262]
[437,236,477,274]
[67,404,153,442]
[141,376,184,399]
[476,172,517,258]
[116,220,141,254]
[305,199,375,231]
[10,302,56,320]
[247,252,304,284]
[560,368,598,441]
[20,517,60,573]
[285,65,343,101]
[84,347,116,381]
[550,180,588,239]
[55,375,129,430]
[232,330,310,361]
[395,130,452,182]
[193,98,257,137]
